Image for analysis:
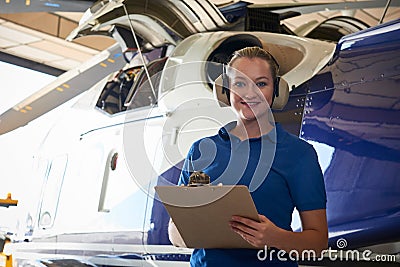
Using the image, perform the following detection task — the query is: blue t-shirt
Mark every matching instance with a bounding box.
[178,123,326,267]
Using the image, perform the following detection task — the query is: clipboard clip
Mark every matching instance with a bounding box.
[188,171,210,187]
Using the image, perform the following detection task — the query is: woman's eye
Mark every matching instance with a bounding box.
[256,82,267,87]
[233,81,246,87]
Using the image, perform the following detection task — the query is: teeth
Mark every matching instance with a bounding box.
[243,102,258,106]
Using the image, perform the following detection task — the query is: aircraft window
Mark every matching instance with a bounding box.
[96,67,142,115]
[38,154,68,229]
[125,57,168,110]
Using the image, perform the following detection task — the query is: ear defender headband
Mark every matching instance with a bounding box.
[221,50,281,107]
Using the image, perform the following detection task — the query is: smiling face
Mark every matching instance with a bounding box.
[228,57,274,123]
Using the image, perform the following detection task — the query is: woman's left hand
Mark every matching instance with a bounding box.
[230,214,281,249]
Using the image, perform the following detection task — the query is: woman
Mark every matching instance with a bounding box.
[170,46,327,266]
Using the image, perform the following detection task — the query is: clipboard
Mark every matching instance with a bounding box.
[155,185,259,249]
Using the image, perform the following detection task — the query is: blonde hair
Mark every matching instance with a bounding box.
[228,46,279,81]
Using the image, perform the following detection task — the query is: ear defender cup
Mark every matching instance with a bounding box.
[271,76,280,106]
[213,74,230,107]
[272,77,289,110]
[221,67,230,104]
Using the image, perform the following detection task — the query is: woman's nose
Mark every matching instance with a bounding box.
[241,84,260,99]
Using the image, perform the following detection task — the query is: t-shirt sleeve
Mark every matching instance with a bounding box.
[287,144,327,211]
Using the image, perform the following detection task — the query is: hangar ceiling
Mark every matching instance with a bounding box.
[0,0,399,75]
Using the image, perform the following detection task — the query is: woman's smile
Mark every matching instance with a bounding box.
[240,100,260,107]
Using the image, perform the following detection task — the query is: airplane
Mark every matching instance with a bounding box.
[0,0,399,266]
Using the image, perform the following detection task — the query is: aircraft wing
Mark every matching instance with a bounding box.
[0,43,125,135]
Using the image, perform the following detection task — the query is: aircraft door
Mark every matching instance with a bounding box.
[71,55,172,266]
[69,107,160,266]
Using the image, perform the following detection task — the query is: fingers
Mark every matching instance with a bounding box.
[229,216,263,245]
[231,215,260,228]
[230,224,258,247]
[258,214,269,222]
[230,224,263,248]
[230,219,258,237]
[229,215,273,248]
